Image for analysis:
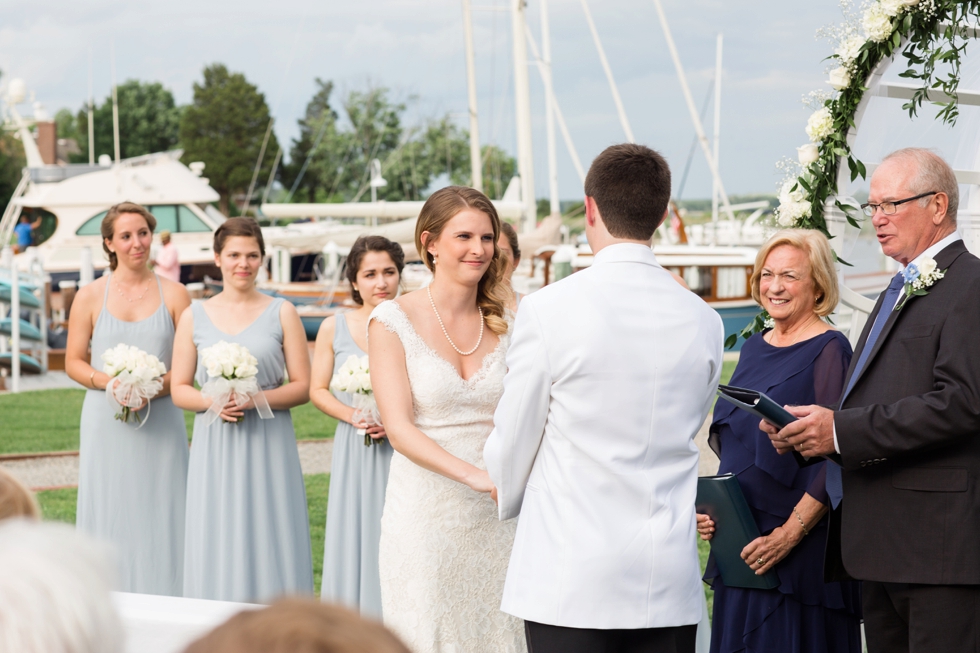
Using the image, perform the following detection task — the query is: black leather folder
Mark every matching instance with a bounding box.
[717,384,797,430]
[696,474,780,590]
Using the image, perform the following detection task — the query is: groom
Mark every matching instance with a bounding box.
[485,143,724,653]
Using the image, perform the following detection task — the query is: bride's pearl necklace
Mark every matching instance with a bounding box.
[427,286,484,356]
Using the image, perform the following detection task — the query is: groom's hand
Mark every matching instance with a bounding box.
[490,486,498,506]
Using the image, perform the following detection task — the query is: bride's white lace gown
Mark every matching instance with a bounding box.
[370,301,525,653]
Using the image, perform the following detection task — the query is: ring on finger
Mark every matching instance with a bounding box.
[756,557,765,565]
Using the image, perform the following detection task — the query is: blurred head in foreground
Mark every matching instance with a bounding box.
[0,519,123,653]
[0,468,40,521]
[183,599,411,653]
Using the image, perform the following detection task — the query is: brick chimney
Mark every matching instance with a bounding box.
[35,121,57,165]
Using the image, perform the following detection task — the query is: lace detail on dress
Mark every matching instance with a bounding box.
[369,300,525,653]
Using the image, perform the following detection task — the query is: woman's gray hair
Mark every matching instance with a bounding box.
[0,519,123,653]
[882,148,959,224]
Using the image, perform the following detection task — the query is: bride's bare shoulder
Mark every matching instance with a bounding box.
[391,290,428,322]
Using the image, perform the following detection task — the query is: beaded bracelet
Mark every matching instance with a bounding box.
[793,508,809,536]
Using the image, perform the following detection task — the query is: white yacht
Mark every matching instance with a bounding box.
[1,151,225,284]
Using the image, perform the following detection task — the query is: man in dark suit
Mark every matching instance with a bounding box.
[763,148,980,652]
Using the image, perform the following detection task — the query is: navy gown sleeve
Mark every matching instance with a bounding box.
[804,335,852,505]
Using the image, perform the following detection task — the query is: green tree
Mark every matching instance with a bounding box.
[282,81,518,204]
[72,80,180,162]
[280,78,346,203]
[479,144,517,201]
[0,70,26,212]
[179,64,279,215]
[55,108,79,142]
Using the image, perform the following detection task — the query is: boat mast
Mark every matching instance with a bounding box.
[580,0,634,143]
[511,0,536,233]
[88,48,95,165]
[540,0,560,216]
[651,0,734,221]
[711,33,722,243]
[462,0,484,193]
[111,41,120,163]
[525,27,586,184]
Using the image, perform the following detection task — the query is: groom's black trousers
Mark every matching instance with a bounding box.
[524,620,697,653]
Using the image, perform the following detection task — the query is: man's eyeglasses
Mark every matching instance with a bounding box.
[861,191,938,217]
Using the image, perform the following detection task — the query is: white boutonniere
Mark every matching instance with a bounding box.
[894,257,946,312]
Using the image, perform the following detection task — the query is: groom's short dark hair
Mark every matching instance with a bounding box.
[584,143,671,240]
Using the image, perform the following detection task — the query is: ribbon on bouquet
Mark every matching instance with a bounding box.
[105,371,165,429]
[351,394,383,446]
[200,377,274,426]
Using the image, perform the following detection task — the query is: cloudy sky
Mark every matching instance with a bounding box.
[0,0,847,201]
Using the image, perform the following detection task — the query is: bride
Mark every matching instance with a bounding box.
[368,186,525,652]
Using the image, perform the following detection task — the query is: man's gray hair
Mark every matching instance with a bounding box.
[0,519,123,653]
[882,147,959,224]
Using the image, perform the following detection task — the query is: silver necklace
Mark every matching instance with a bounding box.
[114,277,150,303]
[427,286,484,356]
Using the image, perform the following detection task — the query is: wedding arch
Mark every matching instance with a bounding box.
[729,0,980,347]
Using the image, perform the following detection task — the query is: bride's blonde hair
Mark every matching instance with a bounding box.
[416,187,509,336]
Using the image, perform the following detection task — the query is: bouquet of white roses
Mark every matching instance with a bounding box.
[330,354,382,446]
[199,341,273,425]
[101,343,167,427]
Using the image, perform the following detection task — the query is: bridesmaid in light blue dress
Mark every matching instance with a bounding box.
[310,236,404,617]
[171,218,313,603]
[65,202,191,595]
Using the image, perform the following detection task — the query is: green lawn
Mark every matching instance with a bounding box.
[0,389,337,454]
[38,473,330,597]
[18,364,734,610]
[722,359,737,385]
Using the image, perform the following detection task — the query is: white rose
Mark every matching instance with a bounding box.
[355,372,373,393]
[901,0,919,5]
[879,0,905,17]
[836,35,865,64]
[776,209,797,227]
[919,257,937,276]
[805,107,834,142]
[828,66,852,90]
[863,3,894,42]
[797,144,820,166]
[131,367,154,384]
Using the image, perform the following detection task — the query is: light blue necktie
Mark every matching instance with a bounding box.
[826,271,904,508]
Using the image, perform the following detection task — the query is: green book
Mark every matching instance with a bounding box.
[716,384,797,430]
[696,474,780,590]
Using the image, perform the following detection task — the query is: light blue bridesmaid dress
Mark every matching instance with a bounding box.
[182,297,314,603]
[320,312,393,617]
[76,273,189,596]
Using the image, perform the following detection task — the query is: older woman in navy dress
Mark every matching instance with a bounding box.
[697,229,861,653]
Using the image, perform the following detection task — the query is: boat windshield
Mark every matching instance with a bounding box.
[200,204,227,225]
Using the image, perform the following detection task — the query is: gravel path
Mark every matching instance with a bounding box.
[0,440,335,491]
[2,418,716,492]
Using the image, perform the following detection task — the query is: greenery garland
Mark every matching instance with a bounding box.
[725,0,980,349]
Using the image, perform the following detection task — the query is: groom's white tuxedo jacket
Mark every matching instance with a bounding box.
[485,243,723,629]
